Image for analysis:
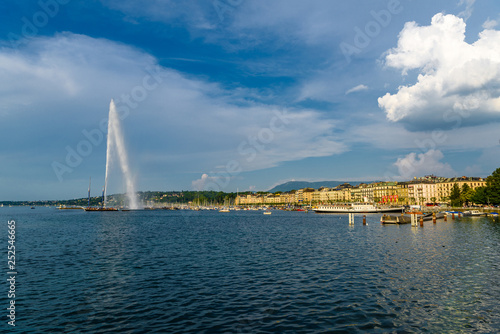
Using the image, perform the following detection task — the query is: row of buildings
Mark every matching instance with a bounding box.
[235,176,486,206]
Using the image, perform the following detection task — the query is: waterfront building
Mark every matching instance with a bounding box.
[436,177,485,203]
[372,182,399,204]
[341,187,352,202]
[396,182,409,205]
[316,187,330,203]
[325,186,352,203]
[350,185,362,202]
[312,190,322,204]
[233,175,486,206]
[294,189,303,204]
[350,183,372,203]
[407,180,437,206]
[325,189,338,203]
[264,194,277,204]
[302,188,315,204]
[280,193,293,205]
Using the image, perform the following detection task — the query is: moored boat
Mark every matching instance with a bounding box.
[58,206,85,210]
[463,210,485,217]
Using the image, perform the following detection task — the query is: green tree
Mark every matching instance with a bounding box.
[450,183,461,207]
[471,187,487,205]
[485,168,500,205]
[461,184,474,206]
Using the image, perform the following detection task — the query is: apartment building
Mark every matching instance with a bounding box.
[372,182,400,204]
[436,177,485,202]
[407,181,439,206]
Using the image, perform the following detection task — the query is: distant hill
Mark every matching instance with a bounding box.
[267,180,375,193]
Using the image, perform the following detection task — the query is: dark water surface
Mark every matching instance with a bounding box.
[2,207,500,333]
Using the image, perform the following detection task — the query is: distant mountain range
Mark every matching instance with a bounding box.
[267,180,375,193]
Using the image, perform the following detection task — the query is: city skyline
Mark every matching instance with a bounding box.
[2,0,500,201]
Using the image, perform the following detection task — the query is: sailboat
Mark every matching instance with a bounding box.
[219,198,231,212]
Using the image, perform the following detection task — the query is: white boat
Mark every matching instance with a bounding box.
[263,210,272,215]
[314,203,404,214]
[219,208,230,213]
[462,210,485,217]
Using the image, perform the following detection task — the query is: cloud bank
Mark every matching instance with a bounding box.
[378,13,500,128]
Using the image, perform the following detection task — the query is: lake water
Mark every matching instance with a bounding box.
[2,207,500,333]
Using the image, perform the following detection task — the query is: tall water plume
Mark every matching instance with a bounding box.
[104,99,140,209]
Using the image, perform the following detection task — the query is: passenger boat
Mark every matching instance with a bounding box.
[314,203,403,214]
[462,210,485,217]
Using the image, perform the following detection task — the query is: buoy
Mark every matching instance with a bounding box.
[420,216,424,227]
[432,212,436,224]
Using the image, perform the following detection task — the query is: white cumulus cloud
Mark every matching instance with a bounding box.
[394,149,455,180]
[192,173,220,191]
[378,13,500,128]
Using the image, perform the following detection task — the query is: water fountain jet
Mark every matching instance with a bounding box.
[104,99,141,209]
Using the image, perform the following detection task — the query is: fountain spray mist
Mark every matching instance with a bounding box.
[104,99,140,209]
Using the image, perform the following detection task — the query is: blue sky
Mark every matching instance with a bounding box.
[1,0,500,201]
